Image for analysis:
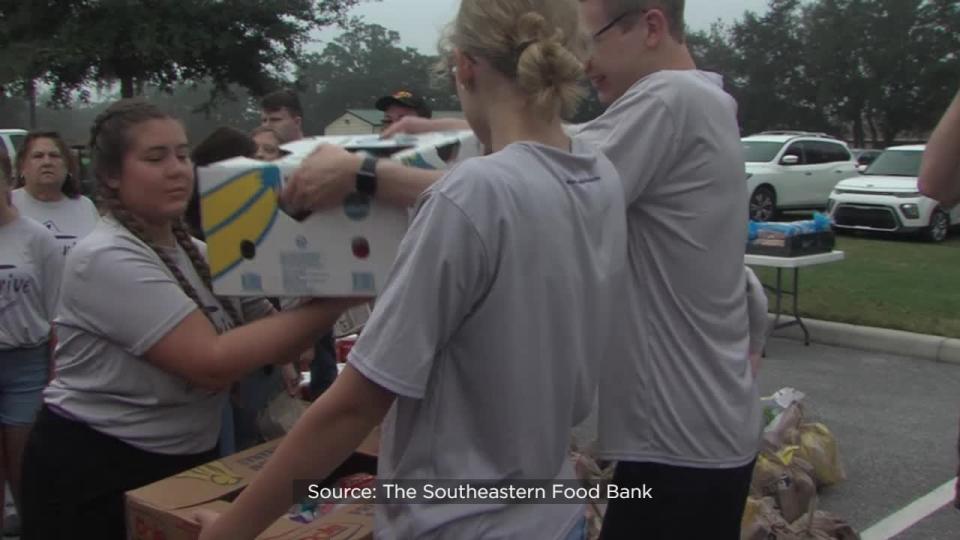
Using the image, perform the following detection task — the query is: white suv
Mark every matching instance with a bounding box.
[827,145,960,242]
[743,132,859,221]
[0,129,27,163]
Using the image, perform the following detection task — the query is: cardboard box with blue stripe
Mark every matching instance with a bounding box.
[197,131,483,297]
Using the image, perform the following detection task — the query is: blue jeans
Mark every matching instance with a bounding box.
[0,344,48,426]
[565,516,587,540]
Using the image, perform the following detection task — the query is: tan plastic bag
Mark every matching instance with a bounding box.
[571,450,613,540]
[751,447,818,523]
[763,403,804,451]
[796,423,846,487]
[789,509,861,540]
[741,496,800,540]
[256,391,309,440]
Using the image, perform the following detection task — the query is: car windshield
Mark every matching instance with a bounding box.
[9,133,25,153]
[864,150,922,177]
[742,141,784,163]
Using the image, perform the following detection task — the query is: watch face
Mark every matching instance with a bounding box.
[343,192,372,221]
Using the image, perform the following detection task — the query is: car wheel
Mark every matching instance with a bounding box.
[749,187,777,222]
[925,209,949,242]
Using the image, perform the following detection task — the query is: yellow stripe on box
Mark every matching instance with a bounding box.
[206,187,277,277]
[201,171,267,233]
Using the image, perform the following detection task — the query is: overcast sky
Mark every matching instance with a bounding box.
[315,0,772,53]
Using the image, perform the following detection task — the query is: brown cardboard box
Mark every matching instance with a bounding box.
[126,429,378,540]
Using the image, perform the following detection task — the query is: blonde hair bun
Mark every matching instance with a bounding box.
[448,0,585,117]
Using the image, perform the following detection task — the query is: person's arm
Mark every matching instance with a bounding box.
[374,158,445,207]
[283,144,443,211]
[196,365,394,540]
[146,299,359,392]
[62,239,363,392]
[919,89,960,206]
[380,116,471,139]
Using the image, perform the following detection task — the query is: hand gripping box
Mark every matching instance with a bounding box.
[125,428,380,540]
[197,131,483,297]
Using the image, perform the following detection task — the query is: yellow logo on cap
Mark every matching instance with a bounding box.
[393,91,413,99]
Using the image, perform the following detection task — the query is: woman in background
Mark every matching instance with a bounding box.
[13,131,99,256]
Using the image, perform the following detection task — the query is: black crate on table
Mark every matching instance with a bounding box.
[746,230,835,257]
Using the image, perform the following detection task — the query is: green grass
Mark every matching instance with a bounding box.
[750,232,960,338]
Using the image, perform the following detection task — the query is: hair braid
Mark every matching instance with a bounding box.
[172,220,243,328]
[100,184,233,333]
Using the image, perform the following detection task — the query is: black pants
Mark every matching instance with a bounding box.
[20,406,217,540]
[600,458,756,540]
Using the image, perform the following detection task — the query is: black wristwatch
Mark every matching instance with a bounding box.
[356,155,378,197]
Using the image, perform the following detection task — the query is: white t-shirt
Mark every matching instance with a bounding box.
[0,215,63,349]
[11,188,99,256]
[44,217,274,455]
[576,70,761,468]
[348,140,627,539]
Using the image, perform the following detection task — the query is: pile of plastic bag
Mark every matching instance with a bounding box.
[743,388,859,540]
[568,387,857,540]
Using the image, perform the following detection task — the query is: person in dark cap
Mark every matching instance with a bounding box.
[375,90,433,133]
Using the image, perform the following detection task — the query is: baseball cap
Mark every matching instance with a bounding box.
[375,90,433,118]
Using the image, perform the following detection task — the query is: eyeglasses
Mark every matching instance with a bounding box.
[591,8,648,40]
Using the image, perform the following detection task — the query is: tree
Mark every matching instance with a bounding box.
[296,20,460,132]
[727,0,830,135]
[687,0,960,145]
[0,0,368,106]
[910,0,960,136]
[802,0,871,146]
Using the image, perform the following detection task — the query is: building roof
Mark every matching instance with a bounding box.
[345,109,386,125]
[344,108,464,126]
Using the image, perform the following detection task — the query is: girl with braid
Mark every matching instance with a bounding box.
[19,99,360,540]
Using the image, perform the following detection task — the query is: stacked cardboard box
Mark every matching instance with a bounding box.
[126,428,379,540]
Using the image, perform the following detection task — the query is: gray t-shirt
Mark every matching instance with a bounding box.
[44,217,273,455]
[577,70,761,468]
[11,189,99,256]
[348,140,627,539]
[0,215,63,349]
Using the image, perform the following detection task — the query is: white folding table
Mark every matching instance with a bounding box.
[744,251,845,345]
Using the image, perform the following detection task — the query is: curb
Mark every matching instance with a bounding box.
[767,315,960,365]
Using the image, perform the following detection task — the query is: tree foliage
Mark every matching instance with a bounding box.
[295,20,460,131]
[689,0,960,146]
[0,0,366,104]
